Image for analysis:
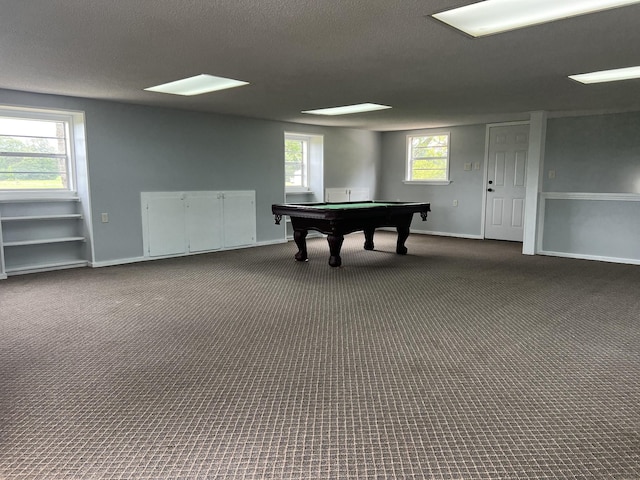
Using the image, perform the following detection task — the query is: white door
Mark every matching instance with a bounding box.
[484,124,529,242]
[222,191,256,248]
[145,193,187,256]
[186,192,223,252]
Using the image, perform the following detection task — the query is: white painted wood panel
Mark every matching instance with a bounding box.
[146,193,187,257]
[512,198,524,227]
[186,192,223,253]
[222,191,256,248]
[325,188,349,202]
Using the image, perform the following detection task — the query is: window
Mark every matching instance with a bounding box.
[0,110,73,191]
[285,134,310,191]
[406,132,450,183]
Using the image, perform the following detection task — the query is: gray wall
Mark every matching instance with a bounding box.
[324,129,380,191]
[542,198,640,259]
[544,112,640,193]
[380,113,640,264]
[379,125,487,236]
[3,86,640,265]
[541,111,640,261]
[0,89,381,263]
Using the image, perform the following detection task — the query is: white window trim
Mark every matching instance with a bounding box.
[0,105,78,199]
[405,130,451,185]
[284,132,311,193]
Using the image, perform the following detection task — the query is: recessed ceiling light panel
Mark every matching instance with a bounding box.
[302,103,392,116]
[432,0,640,37]
[569,66,640,84]
[145,74,249,96]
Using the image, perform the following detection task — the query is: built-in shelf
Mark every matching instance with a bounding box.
[5,260,88,274]
[4,237,85,247]
[1,214,83,222]
[0,197,88,278]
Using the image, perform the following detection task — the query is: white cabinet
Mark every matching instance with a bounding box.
[325,188,370,202]
[142,191,255,258]
[0,197,88,277]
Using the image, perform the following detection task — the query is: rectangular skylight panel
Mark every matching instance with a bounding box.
[432,0,640,37]
[302,103,391,116]
[569,66,640,84]
[145,74,248,96]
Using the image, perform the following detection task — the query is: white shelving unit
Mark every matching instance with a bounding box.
[0,197,89,277]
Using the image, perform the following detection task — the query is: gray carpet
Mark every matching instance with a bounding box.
[0,232,638,479]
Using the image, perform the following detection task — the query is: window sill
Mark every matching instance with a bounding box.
[0,190,79,202]
[403,180,452,186]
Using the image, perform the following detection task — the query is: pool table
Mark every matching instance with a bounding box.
[272,201,430,267]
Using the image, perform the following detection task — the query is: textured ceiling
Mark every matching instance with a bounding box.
[1,0,640,131]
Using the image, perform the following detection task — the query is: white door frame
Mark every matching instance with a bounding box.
[481,112,547,255]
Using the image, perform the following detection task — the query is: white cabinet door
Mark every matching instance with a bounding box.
[145,193,187,257]
[186,192,223,252]
[222,191,256,248]
[325,188,349,202]
[349,188,370,201]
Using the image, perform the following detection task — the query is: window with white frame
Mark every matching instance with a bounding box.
[0,110,73,191]
[284,133,310,191]
[406,132,450,183]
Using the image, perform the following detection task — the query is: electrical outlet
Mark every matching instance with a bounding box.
[548,169,556,179]
[101,213,109,223]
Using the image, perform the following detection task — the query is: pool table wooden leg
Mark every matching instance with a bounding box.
[363,227,375,250]
[327,234,344,267]
[396,225,410,255]
[293,229,308,262]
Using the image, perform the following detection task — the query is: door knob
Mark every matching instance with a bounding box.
[487,188,494,192]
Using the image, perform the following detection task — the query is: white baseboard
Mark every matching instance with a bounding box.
[285,231,324,241]
[90,256,147,268]
[537,249,640,266]
[256,239,288,246]
[4,262,88,277]
[90,239,287,269]
[378,227,483,240]
[412,229,483,240]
